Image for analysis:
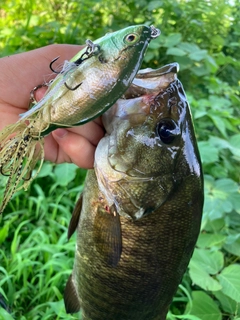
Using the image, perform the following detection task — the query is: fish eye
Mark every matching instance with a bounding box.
[157,119,179,144]
[124,33,139,44]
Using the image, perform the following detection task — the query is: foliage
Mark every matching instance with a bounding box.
[0,0,239,319]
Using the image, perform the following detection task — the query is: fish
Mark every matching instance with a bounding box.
[0,24,160,213]
[64,63,204,320]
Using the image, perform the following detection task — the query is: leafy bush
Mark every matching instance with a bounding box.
[0,0,239,319]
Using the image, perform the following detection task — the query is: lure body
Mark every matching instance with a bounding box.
[64,64,204,319]
[22,25,159,135]
[0,25,159,213]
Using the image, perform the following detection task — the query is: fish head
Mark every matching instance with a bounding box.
[95,24,160,57]
[95,63,203,221]
[92,25,160,88]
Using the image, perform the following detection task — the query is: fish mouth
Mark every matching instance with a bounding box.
[102,63,179,132]
[96,63,182,221]
[123,63,179,99]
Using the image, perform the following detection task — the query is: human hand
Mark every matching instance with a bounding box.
[0,44,105,169]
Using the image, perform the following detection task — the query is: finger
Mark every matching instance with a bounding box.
[45,129,96,169]
[54,119,104,147]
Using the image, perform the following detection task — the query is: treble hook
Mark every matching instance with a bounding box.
[64,81,82,91]
[49,56,61,74]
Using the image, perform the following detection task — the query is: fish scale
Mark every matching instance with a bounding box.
[65,65,203,319]
[69,172,201,320]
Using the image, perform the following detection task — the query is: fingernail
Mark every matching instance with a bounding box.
[53,129,68,138]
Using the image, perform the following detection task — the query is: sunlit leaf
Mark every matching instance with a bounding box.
[217,265,240,303]
[188,291,222,320]
[204,176,239,220]
[189,261,222,291]
[191,248,224,274]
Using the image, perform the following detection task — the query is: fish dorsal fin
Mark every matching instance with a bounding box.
[68,194,83,240]
[93,204,122,267]
[64,274,81,314]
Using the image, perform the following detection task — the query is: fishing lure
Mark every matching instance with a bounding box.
[0,25,160,213]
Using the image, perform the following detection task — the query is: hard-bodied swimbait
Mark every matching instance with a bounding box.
[0,25,160,213]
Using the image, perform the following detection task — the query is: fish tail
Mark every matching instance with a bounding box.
[0,122,44,213]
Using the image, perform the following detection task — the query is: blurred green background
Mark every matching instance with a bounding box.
[0,0,239,319]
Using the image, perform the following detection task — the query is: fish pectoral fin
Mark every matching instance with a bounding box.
[93,205,122,267]
[64,274,81,314]
[68,194,83,240]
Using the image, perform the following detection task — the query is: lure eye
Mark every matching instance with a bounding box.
[124,33,139,44]
[157,119,179,144]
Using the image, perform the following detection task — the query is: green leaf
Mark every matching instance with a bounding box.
[214,290,240,316]
[191,65,209,76]
[209,95,232,110]
[147,0,163,11]
[197,233,226,249]
[54,163,78,187]
[0,308,15,320]
[198,141,219,164]
[177,42,200,53]
[205,55,218,73]
[174,56,192,70]
[191,248,224,274]
[224,233,240,256]
[36,162,53,178]
[229,134,240,160]
[165,33,182,47]
[0,222,9,244]
[204,176,239,220]
[189,50,208,61]
[209,115,228,138]
[188,291,222,320]
[217,265,240,303]
[189,261,222,291]
[203,218,225,233]
[166,47,186,56]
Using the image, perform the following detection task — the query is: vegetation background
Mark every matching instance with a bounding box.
[0,0,239,319]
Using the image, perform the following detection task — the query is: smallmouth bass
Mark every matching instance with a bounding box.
[64,63,204,320]
[0,25,160,213]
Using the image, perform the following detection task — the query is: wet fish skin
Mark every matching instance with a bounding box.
[65,64,204,319]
